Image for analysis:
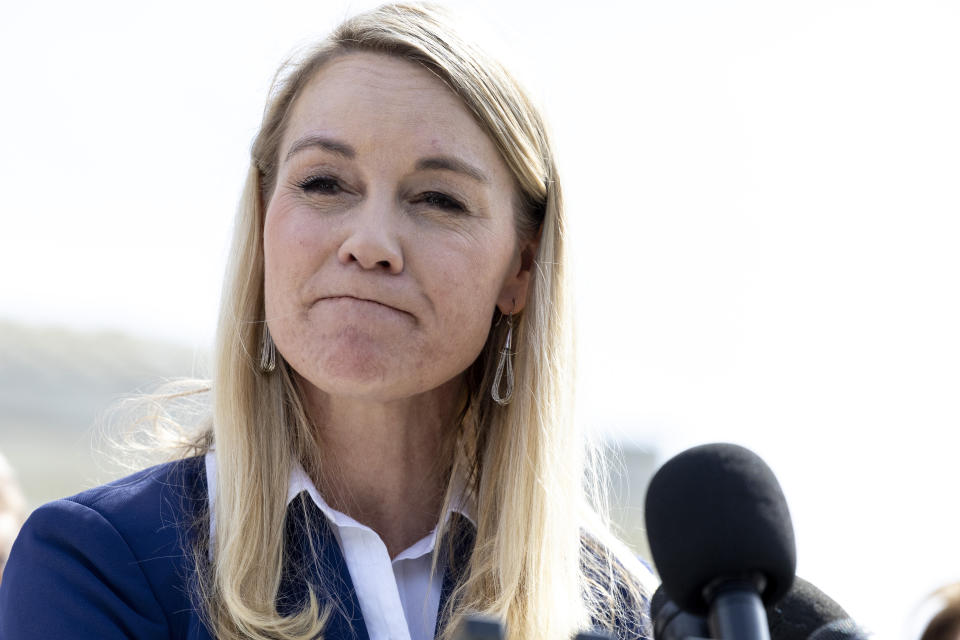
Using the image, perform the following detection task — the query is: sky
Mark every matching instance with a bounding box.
[2,0,960,636]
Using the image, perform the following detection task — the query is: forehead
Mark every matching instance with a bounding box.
[282,52,503,170]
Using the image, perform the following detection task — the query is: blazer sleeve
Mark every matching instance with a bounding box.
[0,498,170,639]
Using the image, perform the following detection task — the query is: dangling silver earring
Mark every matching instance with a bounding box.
[259,324,277,374]
[491,309,514,406]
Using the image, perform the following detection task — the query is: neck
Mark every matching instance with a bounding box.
[301,377,462,558]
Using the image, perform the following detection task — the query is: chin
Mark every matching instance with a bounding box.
[274,327,473,403]
[283,345,410,400]
[292,353,469,405]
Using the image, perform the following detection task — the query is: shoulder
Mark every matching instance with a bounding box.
[0,456,209,639]
[65,455,208,538]
[53,455,208,577]
[580,531,656,640]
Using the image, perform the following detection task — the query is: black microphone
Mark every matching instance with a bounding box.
[645,443,797,640]
[766,577,870,639]
[652,577,870,640]
[651,584,711,640]
[452,615,504,640]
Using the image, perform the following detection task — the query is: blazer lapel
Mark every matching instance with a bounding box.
[435,513,477,639]
[279,493,476,640]
[281,492,371,640]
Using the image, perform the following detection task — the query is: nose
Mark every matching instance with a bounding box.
[336,196,404,274]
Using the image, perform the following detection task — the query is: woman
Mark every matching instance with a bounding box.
[0,4,651,639]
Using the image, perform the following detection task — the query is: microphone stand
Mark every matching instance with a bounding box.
[704,576,771,640]
[654,578,772,640]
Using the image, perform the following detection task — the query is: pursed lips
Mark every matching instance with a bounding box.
[316,294,412,318]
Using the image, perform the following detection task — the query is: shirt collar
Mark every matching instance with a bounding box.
[288,460,476,562]
[206,450,475,560]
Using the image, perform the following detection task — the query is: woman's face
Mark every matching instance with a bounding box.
[263,52,534,402]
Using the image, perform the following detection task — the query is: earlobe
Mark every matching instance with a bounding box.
[496,272,530,314]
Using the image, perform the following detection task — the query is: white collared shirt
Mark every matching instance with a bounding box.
[204,452,473,640]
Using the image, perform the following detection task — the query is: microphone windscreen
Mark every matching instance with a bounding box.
[644,443,796,615]
[767,576,870,640]
[650,585,670,620]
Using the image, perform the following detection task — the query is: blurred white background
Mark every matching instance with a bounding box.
[1,1,958,637]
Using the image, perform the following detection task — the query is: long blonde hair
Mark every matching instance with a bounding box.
[200,4,648,639]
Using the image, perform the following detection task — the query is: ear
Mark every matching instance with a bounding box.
[496,230,540,314]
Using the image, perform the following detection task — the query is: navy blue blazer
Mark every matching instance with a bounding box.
[0,456,649,639]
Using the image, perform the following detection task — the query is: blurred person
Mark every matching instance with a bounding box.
[0,450,27,586]
[919,584,960,640]
[0,4,652,639]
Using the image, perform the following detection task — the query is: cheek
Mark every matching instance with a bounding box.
[424,242,512,357]
[263,198,331,314]
[263,206,295,317]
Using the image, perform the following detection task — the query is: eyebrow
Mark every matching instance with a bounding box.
[285,135,356,162]
[415,156,489,184]
[284,135,489,184]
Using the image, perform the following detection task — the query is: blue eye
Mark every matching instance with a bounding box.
[420,191,465,212]
[298,175,341,194]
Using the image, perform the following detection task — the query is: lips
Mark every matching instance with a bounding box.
[315,294,412,318]
[324,295,396,310]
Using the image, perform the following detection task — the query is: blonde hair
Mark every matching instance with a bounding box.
[920,584,960,640]
[198,3,648,639]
